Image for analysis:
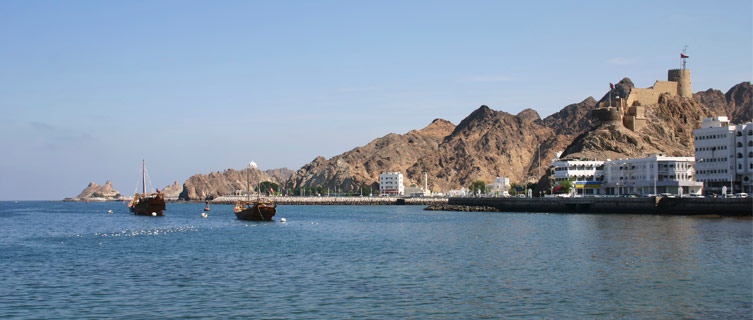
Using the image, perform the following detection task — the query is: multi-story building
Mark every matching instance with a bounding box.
[694,117,753,194]
[488,177,510,195]
[379,172,404,196]
[551,160,605,195]
[602,155,702,196]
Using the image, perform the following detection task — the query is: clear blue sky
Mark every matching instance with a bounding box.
[1,1,751,200]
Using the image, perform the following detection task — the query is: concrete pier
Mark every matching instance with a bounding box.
[441,197,752,216]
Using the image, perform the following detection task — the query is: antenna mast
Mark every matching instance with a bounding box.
[681,45,688,70]
[142,160,146,194]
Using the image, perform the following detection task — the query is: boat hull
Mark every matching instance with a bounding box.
[235,204,276,221]
[129,194,166,216]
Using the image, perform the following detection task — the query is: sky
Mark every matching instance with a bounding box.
[1,0,751,200]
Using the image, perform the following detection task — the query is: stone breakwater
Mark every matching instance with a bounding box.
[432,197,752,216]
[207,196,449,206]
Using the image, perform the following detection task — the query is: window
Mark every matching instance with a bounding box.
[749,141,753,147]
[738,142,743,148]
[749,152,753,158]
[739,153,744,158]
[737,131,743,136]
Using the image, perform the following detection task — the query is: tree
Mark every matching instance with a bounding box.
[559,180,573,194]
[259,181,279,195]
[470,180,487,195]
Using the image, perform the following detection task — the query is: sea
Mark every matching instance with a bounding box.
[0,201,751,319]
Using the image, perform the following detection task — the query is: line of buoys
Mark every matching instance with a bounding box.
[151,212,157,216]
[280,218,286,223]
[107,209,113,214]
[201,212,208,218]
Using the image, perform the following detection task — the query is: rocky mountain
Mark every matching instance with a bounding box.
[265,168,295,182]
[694,82,752,124]
[408,99,598,191]
[73,181,121,199]
[172,79,747,197]
[178,168,281,200]
[286,119,456,192]
[286,95,599,193]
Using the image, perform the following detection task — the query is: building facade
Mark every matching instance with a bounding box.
[603,155,701,196]
[694,117,753,194]
[550,155,702,196]
[551,160,605,195]
[379,172,404,196]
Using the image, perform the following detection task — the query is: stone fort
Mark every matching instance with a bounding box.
[593,68,692,131]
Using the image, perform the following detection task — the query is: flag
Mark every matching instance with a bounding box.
[680,53,689,58]
[270,187,274,194]
[610,83,614,89]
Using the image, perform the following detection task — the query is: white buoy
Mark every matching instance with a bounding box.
[107,209,113,214]
[280,218,287,223]
[201,212,208,218]
[151,212,157,216]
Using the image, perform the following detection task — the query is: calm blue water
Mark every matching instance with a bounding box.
[0,202,751,319]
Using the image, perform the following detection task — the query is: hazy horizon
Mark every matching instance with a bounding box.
[2,1,751,200]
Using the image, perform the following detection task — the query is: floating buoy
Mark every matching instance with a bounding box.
[280,218,287,223]
[151,212,157,216]
[201,212,208,218]
[107,209,113,214]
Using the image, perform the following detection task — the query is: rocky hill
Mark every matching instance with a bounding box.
[285,96,599,192]
[408,98,598,191]
[178,168,282,200]
[561,91,714,160]
[286,119,456,192]
[265,168,295,182]
[694,82,752,124]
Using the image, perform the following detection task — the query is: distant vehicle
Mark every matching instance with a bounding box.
[735,193,749,198]
[659,193,675,198]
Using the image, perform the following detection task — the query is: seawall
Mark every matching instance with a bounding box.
[206,196,448,206]
[443,197,752,216]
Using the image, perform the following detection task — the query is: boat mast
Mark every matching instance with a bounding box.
[246,164,250,202]
[142,160,146,195]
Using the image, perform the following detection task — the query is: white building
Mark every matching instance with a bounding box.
[379,172,404,196]
[551,160,605,195]
[488,177,510,195]
[693,117,753,194]
[603,154,702,196]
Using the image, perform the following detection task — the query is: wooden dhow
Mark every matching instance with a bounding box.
[127,160,166,216]
[234,161,276,221]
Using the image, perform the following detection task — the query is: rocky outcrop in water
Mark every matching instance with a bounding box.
[160,181,183,199]
[66,181,122,201]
